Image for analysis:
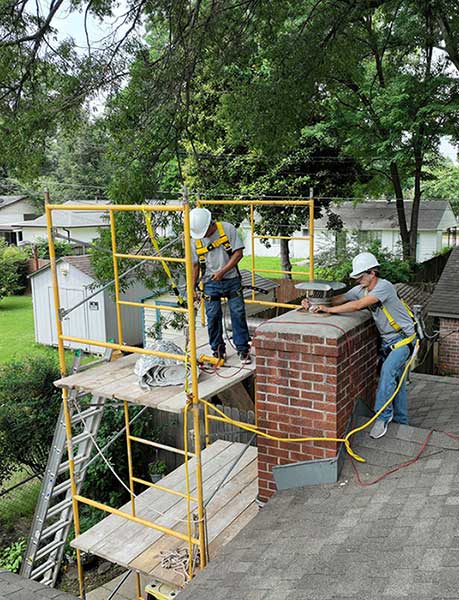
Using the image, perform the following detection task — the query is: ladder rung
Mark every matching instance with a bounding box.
[30,559,55,580]
[35,539,65,561]
[40,577,54,587]
[72,430,93,445]
[58,453,90,475]
[71,406,103,424]
[46,497,73,519]
[41,519,71,540]
[52,478,81,497]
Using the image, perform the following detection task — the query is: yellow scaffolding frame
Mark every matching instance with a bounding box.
[197,197,314,311]
[45,196,206,600]
[45,193,315,599]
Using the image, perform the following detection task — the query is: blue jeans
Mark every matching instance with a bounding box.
[374,339,411,424]
[203,277,250,355]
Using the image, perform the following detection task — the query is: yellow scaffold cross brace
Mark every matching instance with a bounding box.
[143,210,186,307]
[200,340,419,463]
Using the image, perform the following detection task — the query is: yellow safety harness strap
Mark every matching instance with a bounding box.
[195,222,232,256]
[381,304,401,331]
[195,222,235,280]
[365,289,417,350]
[143,211,186,307]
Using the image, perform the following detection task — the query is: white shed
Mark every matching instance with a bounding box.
[30,255,152,353]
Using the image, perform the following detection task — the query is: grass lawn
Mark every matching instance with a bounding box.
[0,296,39,363]
[0,468,41,531]
[0,295,94,365]
[239,255,308,276]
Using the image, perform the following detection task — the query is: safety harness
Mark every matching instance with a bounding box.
[367,294,417,350]
[195,222,233,278]
[195,221,243,302]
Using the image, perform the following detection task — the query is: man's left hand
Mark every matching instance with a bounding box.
[312,304,330,313]
[211,270,225,281]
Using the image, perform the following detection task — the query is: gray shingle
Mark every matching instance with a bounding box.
[428,247,459,317]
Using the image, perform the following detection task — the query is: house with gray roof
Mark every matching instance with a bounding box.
[312,200,457,262]
[13,199,109,249]
[428,246,459,375]
[0,195,40,244]
[242,200,457,263]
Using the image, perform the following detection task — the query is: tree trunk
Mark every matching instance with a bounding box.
[280,238,292,279]
[409,155,423,263]
[390,161,410,260]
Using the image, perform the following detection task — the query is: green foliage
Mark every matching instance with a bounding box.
[0,240,28,300]
[412,159,459,216]
[0,539,26,573]
[315,241,413,286]
[23,237,73,259]
[148,459,167,477]
[82,403,167,508]
[0,354,62,485]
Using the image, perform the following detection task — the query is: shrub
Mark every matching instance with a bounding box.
[23,237,73,259]
[315,240,413,285]
[0,539,26,573]
[0,353,62,485]
[0,241,28,300]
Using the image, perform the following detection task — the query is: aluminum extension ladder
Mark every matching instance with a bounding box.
[21,352,110,587]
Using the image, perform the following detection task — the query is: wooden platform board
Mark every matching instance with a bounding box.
[71,440,258,588]
[54,335,255,414]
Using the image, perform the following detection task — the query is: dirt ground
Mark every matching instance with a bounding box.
[58,558,125,596]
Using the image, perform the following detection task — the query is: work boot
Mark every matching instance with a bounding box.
[238,351,252,365]
[369,416,392,439]
[212,347,226,361]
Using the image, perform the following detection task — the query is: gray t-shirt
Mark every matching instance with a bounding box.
[345,278,415,344]
[191,221,244,283]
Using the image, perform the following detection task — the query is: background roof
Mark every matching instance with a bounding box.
[13,200,109,228]
[315,201,455,231]
[428,247,459,318]
[0,195,28,208]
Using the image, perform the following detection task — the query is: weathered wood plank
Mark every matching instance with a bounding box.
[145,477,258,587]
[55,346,255,414]
[130,458,257,577]
[71,440,231,554]
[93,446,256,567]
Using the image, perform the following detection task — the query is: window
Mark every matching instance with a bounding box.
[335,231,347,257]
[355,230,382,245]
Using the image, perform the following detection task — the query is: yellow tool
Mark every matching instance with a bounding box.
[198,354,225,367]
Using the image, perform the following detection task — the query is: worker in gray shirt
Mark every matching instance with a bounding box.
[301,252,416,439]
[189,208,251,363]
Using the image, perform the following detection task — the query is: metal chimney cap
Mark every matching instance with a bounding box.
[295,280,347,293]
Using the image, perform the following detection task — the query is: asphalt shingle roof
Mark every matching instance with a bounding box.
[29,255,94,279]
[395,283,431,319]
[0,570,77,599]
[428,247,459,318]
[176,373,459,600]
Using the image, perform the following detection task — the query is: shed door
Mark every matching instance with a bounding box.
[48,287,90,352]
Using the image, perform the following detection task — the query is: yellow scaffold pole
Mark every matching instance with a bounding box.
[45,190,85,600]
[183,191,207,571]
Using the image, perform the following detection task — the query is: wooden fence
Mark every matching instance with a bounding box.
[152,405,256,470]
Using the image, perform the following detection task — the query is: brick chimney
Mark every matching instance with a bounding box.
[254,309,378,501]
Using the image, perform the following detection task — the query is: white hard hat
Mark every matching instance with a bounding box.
[189,208,212,239]
[350,252,380,278]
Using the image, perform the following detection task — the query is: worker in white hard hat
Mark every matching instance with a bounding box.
[301,251,416,439]
[189,207,251,364]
